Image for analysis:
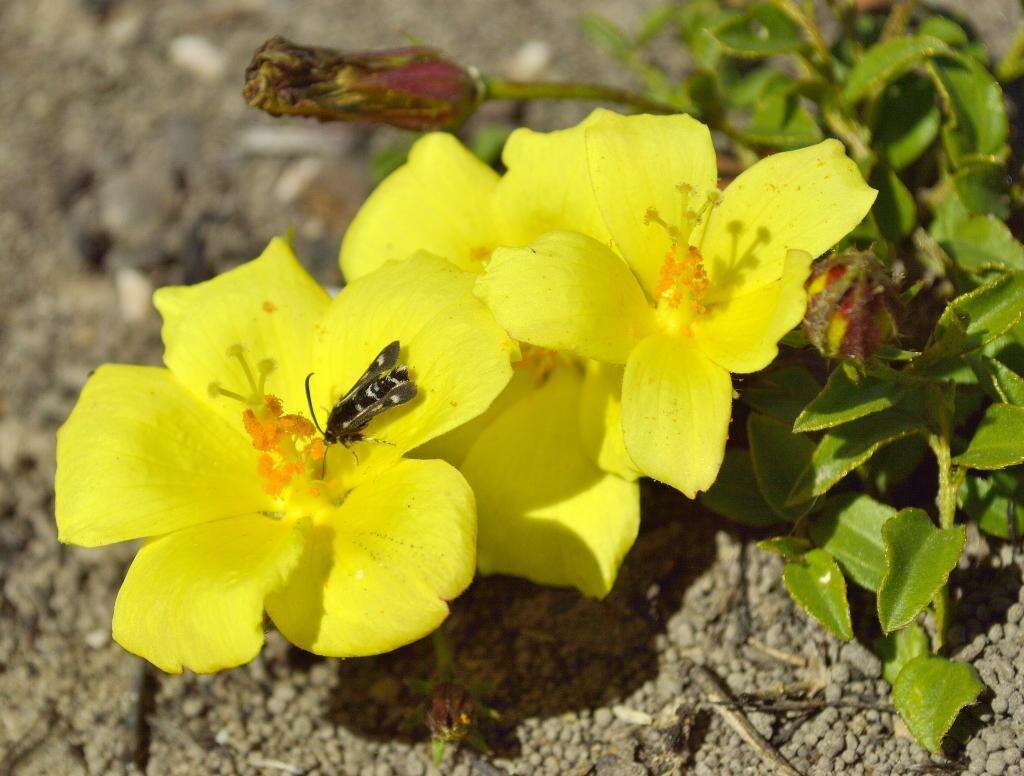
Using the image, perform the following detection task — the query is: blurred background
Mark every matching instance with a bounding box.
[1,2,1022,775]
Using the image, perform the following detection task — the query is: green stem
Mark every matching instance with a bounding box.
[928,426,957,652]
[773,0,833,75]
[481,77,678,115]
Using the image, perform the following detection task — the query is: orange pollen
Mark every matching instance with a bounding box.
[513,345,570,384]
[242,393,322,496]
[656,244,708,313]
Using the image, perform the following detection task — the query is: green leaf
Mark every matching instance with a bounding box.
[741,366,821,425]
[892,655,983,754]
[809,494,894,591]
[749,413,815,520]
[740,92,823,149]
[726,68,793,107]
[757,536,812,560]
[932,56,1008,161]
[700,449,781,527]
[877,508,966,633]
[580,13,633,61]
[843,36,953,104]
[789,410,923,502]
[954,402,1024,469]
[469,125,511,167]
[870,433,929,495]
[636,4,681,45]
[872,74,941,170]
[936,214,1024,273]
[931,271,1024,356]
[794,364,906,432]
[712,3,802,57]
[969,355,1024,405]
[870,165,917,240]
[917,16,970,48]
[958,472,1024,539]
[782,549,854,641]
[875,624,930,684]
[953,162,1009,219]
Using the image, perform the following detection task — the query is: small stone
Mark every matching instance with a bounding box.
[169,35,227,80]
[115,267,153,322]
[611,705,652,725]
[821,730,844,758]
[182,698,203,718]
[986,752,1008,774]
[594,708,613,728]
[84,629,109,649]
[506,40,552,81]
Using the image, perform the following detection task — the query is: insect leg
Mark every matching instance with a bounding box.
[305,372,328,435]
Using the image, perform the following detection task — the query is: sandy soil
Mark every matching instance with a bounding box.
[1,1,1022,774]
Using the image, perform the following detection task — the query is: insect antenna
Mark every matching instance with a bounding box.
[304,372,327,436]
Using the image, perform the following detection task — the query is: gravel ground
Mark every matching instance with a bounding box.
[1,1,1022,774]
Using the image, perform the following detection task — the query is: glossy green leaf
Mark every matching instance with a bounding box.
[794,364,905,433]
[917,16,970,48]
[740,92,823,149]
[789,410,923,503]
[876,624,930,684]
[749,413,815,520]
[954,402,1024,469]
[809,494,894,591]
[936,214,1024,273]
[712,3,802,57]
[877,508,966,633]
[843,36,953,104]
[892,655,983,754]
[782,549,854,641]
[870,433,929,495]
[870,165,917,240]
[757,536,812,560]
[741,366,821,425]
[969,355,1024,405]
[932,271,1024,356]
[958,471,1024,539]
[932,56,1008,161]
[873,74,941,170]
[954,162,1009,219]
[700,449,781,527]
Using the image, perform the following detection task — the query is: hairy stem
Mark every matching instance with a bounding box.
[482,77,678,114]
[928,425,957,652]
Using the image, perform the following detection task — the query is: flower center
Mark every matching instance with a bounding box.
[208,345,343,509]
[643,184,721,335]
[513,344,577,384]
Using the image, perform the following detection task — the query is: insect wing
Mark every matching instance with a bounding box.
[338,371,417,434]
[338,340,401,406]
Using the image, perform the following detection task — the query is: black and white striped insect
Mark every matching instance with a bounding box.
[305,341,417,455]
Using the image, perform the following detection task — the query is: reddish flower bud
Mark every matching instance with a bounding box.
[243,37,482,131]
[425,681,476,743]
[802,251,899,360]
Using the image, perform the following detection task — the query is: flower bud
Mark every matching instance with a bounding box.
[425,681,475,743]
[243,37,482,130]
[802,251,899,360]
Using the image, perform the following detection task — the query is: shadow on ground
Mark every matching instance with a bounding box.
[321,482,730,756]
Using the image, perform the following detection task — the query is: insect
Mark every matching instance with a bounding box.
[305,340,417,465]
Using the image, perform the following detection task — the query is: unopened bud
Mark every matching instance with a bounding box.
[243,37,482,130]
[802,251,899,360]
[425,681,475,743]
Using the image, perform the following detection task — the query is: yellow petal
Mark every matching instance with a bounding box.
[312,252,514,459]
[112,514,307,674]
[56,365,271,547]
[154,237,330,426]
[585,112,718,297]
[266,458,475,656]
[476,231,655,364]
[494,112,611,247]
[340,133,500,279]
[693,249,814,373]
[699,139,876,301]
[622,334,732,497]
[579,361,640,480]
[461,367,640,597]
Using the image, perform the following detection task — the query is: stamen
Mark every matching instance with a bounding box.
[228,344,259,396]
[207,381,250,403]
[257,358,276,396]
[643,207,681,242]
[242,393,326,496]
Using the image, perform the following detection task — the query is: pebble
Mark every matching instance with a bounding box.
[611,705,652,725]
[169,35,227,80]
[114,266,153,322]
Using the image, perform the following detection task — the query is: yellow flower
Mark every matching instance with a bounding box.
[55,238,513,673]
[474,110,877,497]
[340,127,639,598]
